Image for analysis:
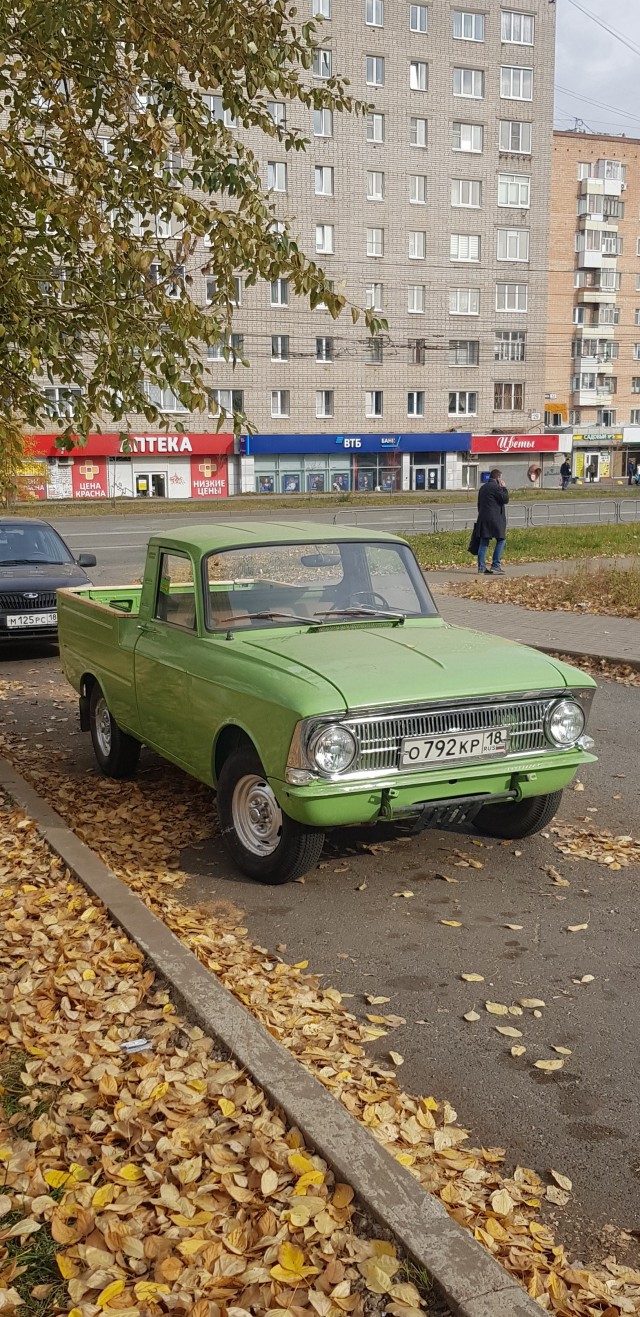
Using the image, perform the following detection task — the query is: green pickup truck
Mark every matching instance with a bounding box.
[58,522,596,885]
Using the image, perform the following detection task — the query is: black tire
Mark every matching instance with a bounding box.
[217,748,325,885]
[89,683,141,779]
[473,790,563,840]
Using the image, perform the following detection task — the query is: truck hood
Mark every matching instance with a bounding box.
[240,618,579,712]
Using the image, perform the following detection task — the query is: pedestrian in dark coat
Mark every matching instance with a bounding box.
[476,468,509,575]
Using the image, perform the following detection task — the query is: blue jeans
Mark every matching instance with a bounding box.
[478,537,506,572]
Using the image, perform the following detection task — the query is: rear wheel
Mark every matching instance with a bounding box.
[89,684,141,779]
[473,790,563,840]
[217,748,325,885]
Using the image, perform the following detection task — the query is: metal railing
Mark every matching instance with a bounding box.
[332,498,640,534]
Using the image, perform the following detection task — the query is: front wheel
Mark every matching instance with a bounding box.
[89,684,141,779]
[473,790,563,840]
[217,748,325,885]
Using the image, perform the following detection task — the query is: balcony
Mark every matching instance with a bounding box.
[576,287,617,305]
[576,250,604,269]
[573,320,616,336]
[572,389,614,407]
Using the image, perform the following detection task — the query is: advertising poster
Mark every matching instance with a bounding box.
[190,455,228,498]
[71,457,109,498]
[282,474,301,494]
[16,459,48,500]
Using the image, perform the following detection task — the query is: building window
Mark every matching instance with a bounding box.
[209,333,244,361]
[315,165,334,195]
[409,338,426,364]
[501,11,534,44]
[409,174,427,204]
[452,122,483,152]
[498,172,530,207]
[408,284,425,313]
[208,388,243,418]
[367,112,385,142]
[497,228,530,261]
[313,0,331,14]
[409,116,428,147]
[366,337,384,364]
[316,223,334,254]
[452,11,485,40]
[271,335,289,361]
[314,108,334,136]
[271,389,290,418]
[366,0,384,25]
[206,275,241,307]
[499,119,532,153]
[631,408,640,421]
[367,226,384,257]
[494,381,524,410]
[366,55,385,86]
[42,386,83,419]
[597,408,616,425]
[449,287,479,315]
[316,336,334,362]
[314,280,334,312]
[450,234,480,261]
[451,178,481,207]
[367,169,385,200]
[267,101,287,127]
[408,230,426,259]
[151,262,185,300]
[316,389,334,417]
[453,68,484,98]
[410,60,428,91]
[495,330,526,361]
[206,96,238,128]
[449,339,479,366]
[365,389,384,417]
[407,390,425,417]
[634,344,640,361]
[267,161,287,192]
[501,66,533,100]
[270,278,289,306]
[366,281,384,310]
[410,4,428,32]
[496,282,528,312]
[449,390,477,415]
[313,48,332,77]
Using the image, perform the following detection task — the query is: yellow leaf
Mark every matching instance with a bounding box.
[485,1001,509,1016]
[567,924,589,933]
[270,1242,319,1283]
[370,1240,397,1258]
[495,1026,522,1038]
[393,891,414,899]
[45,1169,71,1189]
[56,1252,79,1279]
[218,1098,235,1118]
[359,1260,396,1295]
[389,1052,404,1066]
[511,1045,526,1057]
[463,1010,480,1022]
[519,998,545,1009]
[423,1096,438,1110]
[261,1168,279,1196]
[504,923,523,930]
[366,996,391,1004]
[92,1184,116,1210]
[552,1046,572,1056]
[96,1279,126,1308]
[0,1148,12,1162]
[134,1282,170,1301]
[117,1163,144,1182]
[293,960,309,968]
[294,1169,324,1194]
[68,1310,83,1317]
[333,1183,354,1208]
[461,973,484,982]
[550,1169,573,1192]
[395,1152,415,1167]
[151,1081,169,1100]
[534,1059,564,1072]
[177,1237,207,1258]
[288,1152,316,1175]
[490,1189,515,1216]
[440,919,462,927]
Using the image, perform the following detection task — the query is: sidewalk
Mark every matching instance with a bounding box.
[437,594,640,664]
[426,555,639,586]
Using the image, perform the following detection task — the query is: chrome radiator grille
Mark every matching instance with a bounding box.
[346,698,553,773]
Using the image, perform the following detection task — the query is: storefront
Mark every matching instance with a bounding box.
[470,434,570,489]
[239,433,470,494]
[571,428,626,483]
[25,432,236,500]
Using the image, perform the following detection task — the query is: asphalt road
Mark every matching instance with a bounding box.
[1,637,638,1266]
[43,498,640,587]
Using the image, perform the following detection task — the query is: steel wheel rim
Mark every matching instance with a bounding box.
[94,697,112,757]
[232,773,282,857]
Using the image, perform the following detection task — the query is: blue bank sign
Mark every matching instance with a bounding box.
[241,433,469,455]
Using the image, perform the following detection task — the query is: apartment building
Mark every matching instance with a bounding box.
[546,131,640,482]
[34,1,558,500]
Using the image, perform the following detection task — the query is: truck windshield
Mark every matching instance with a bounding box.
[0,523,74,565]
[204,540,437,631]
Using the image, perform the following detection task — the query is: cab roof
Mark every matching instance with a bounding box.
[148,521,403,555]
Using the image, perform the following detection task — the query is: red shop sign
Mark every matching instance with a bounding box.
[190,455,228,498]
[471,435,560,454]
[71,456,108,499]
[30,432,234,458]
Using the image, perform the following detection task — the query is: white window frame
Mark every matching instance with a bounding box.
[498,172,530,207]
[631,408,640,422]
[271,335,289,362]
[452,11,485,40]
[367,111,385,143]
[267,101,287,127]
[270,277,289,307]
[451,178,481,207]
[366,282,384,310]
[315,223,334,254]
[316,336,334,363]
[448,389,477,416]
[409,116,428,147]
[365,0,384,25]
[313,108,334,136]
[407,390,425,417]
[453,68,484,98]
[367,226,384,257]
[450,233,480,262]
[494,330,526,361]
[500,66,533,100]
[365,389,384,417]
[497,228,530,261]
[367,170,385,200]
[313,48,332,78]
[499,119,532,153]
[496,282,528,312]
[407,284,425,314]
[501,11,534,44]
[267,161,287,192]
[43,385,83,419]
[208,388,243,419]
[409,60,428,91]
[449,339,479,366]
[315,165,334,196]
[452,122,483,152]
[366,55,385,86]
[271,389,290,419]
[409,174,427,204]
[408,230,426,259]
[316,389,334,418]
[449,287,480,315]
[313,0,332,15]
[409,4,428,33]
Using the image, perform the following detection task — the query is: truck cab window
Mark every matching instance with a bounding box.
[155,552,196,629]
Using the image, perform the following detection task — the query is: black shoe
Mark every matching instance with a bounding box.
[483,569,494,575]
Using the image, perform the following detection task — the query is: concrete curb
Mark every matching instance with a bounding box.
[536,644,640,672]
[0,755,540,1317]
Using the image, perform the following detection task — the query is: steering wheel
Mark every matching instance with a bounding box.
[330,590,391,612]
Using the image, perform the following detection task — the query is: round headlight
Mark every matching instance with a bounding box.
[546,698,585,748]
[309,724,357,775]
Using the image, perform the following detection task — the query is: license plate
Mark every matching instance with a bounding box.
[400,728,509,769]
[6,612,57,629]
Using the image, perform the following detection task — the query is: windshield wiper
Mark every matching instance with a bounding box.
[0,557,64,566]
[314,607,405,624]
[219,610,319,628]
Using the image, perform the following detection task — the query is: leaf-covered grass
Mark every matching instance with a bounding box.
[408,523,640,569]
[1,1212,66,1317]
[444,565,640,619]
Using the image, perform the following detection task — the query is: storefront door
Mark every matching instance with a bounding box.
[136,471,167,497]
[413,466,439,491]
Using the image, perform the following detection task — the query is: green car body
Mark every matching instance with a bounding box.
[58,522,596,883]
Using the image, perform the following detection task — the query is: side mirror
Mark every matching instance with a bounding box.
[77,553,97,568]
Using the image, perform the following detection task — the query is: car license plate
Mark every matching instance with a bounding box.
[6,612,57,629]
[400,728,509,769]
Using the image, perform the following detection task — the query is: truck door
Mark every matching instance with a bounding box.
[134,549,197,764]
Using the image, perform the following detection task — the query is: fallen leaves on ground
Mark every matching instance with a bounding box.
[549,654,640,690]
[441,566,640,621]
[1,692,639,1315]
[553,822,640,869]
